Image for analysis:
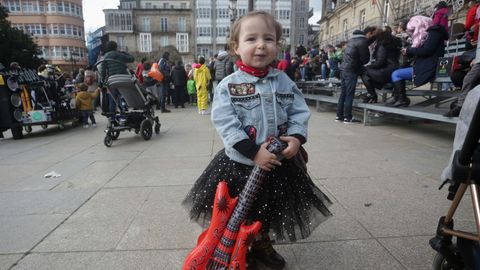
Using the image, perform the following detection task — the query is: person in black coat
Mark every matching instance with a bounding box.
[388,16,449,107]
[361,29,401,103]
[170,60,188,108]
[336,27,374,123]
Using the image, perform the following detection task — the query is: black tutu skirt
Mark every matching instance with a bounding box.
[182,149,332,243]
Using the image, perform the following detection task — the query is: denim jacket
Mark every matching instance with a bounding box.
[212,68,310,166]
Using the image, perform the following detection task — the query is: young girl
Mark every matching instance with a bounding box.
[183,11,332,269]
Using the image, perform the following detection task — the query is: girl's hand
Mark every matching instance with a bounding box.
[280,136,301,159]
[254,142,282,171]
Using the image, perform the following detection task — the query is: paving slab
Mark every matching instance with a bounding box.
[0,214,68,253]
[0,255,22,270]
[379,236,437,270]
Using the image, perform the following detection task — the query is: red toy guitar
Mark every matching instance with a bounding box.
[183,137,287,270]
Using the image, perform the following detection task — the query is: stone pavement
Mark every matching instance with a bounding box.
[0,105,474,270]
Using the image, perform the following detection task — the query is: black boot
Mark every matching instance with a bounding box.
[251,237,286,269]
[443,106,461,117]
[361,75,378,103]
[246,250,258,270]
[388,81,410,107]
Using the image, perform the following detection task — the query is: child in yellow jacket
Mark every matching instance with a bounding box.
[193,56,211,114]
[75,83,100,128]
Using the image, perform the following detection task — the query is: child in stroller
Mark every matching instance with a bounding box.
[96,58,161,147]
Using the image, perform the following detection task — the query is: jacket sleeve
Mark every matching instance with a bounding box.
[285,79,310,140]
[211,81,250,150]
[118,52,134,63]
[358,41,370,65]
[465,6,477,30]
[406,31,443,57]
[369,45,387,68]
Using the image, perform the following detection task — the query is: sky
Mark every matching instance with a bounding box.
[83,0,322,33]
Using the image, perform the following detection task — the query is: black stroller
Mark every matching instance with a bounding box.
[96,59,161,147]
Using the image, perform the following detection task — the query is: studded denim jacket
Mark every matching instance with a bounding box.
[211,68,310,166]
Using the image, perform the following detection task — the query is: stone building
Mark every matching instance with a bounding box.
[104,0,196,64]
[1,0,88,72]
[195,0,312,57]
[317,0,468,49]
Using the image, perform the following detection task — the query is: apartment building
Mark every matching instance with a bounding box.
[195,0,311,57]
[317,0,466,49]
[104,0,196,64]
[1,0,88,71]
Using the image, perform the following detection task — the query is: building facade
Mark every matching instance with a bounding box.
[104,0,196,64]
[195,0,311,57]
[317,0,466,49]
[86,26,107,66]
[1,0,88,72]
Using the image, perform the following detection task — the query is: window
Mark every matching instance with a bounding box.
[278,10,290,20]
[300,0,306,11]
[178,17,186,32]
[299,34,304,45]
[57,1,63,12]
[7,0,21,12]
[160,36,168,47]
[160,18,168,32]
[116,36,125,50]
[198,8,211,18]
[359,9,366,30]
[197,47,210,57]
[343,19,348,40]
[145,3,152,8]
[217,8,228,19]
[329,26,334,39]
[143,17,150,32]
[181,3,187,9]
[139,33,152,52]
[163,3,168,8]
[282,28,290,38]
[217,27,227,37]
[176,33,188,53]
[197,27,211,37]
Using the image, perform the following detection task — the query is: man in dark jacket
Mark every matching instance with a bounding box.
[336,28,372,123]
[157,52,171,112]
[101,41,134,113]
[170,60,188,108]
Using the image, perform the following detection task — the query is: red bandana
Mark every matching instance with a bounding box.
[236,60,270,78]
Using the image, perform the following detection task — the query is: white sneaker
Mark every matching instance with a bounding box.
[199,110,203,115]
[92,123,97,128]
[202,110,210,115]
[83,124,89,128]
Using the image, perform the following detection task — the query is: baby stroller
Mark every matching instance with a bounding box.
[96,59,161,147]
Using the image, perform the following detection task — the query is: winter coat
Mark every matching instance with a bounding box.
[465,4,480,44]
[340,33,370,74]
[101,50,134,79]
[171,64,187,86]
[406,25,449,86]
[212,69,310,166]
[75,89,100,111]
[365,36,401,85]
[194,64,211,92]
[213,51,231,81]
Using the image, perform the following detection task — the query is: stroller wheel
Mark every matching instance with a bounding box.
[111,131,120,140]
[104,135,113,147]
[24,125,32,133]
[140,119,152,140]
[154,123,160,134]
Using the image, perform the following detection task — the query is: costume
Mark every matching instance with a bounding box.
[183,67,332,242]
[193,64,211,111]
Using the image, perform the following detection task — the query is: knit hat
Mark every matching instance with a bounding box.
[352,30,364,35]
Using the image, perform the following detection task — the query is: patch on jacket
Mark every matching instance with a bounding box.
[228,83,255,96]
[244,125,257,141]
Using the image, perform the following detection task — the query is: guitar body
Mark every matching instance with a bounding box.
[183,181,238,270]
[228,221,262,270]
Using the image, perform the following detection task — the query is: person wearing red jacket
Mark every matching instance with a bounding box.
[465,0,480,47]
[135,57,146,84]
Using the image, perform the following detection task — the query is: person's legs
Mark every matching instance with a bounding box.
[336,72,346,120]
[321,63,327,80]
[88,110,96,125]
[342,71,358,120]
[197,88,208,113]
[388,67,413,107]
[81,111,89,126]
[361,72,377,103]
[172,85,179,108]
[445,63,480,117]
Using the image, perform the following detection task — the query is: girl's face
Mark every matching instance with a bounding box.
[234,16,278,69]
